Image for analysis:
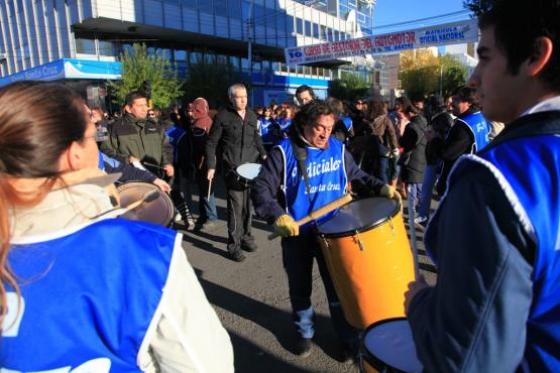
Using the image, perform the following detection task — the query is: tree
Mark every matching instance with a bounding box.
[108,43,183,109]
[183,56,245,109]
[399,50,467,100]
[328,72,371,102]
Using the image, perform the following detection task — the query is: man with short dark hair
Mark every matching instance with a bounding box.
[406,1,560,371]
[436,86,491,196]
[252,101,399,360]
[108,91,174,179]
[206,84,266,262]
[295,85,315,106]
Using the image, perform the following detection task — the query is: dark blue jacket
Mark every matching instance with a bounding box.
[409,110,560,372]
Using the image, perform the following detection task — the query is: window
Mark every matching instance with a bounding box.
[214,0,227,16]
[228,0,242,18]
[304,21,311,36]
[76,38,96,54]
[296,18,303,34]
[312,23,319,39]
[174,50,187,61]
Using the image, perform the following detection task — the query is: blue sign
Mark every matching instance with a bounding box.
[0,59,122,87]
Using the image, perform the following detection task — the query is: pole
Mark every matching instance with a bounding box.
[247,0,254,105]
[439,63,443,98]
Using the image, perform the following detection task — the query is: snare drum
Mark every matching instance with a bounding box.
[117,182,175,226]
[235,163,262,188]
[361,318,423,373]
[317,197,415,329]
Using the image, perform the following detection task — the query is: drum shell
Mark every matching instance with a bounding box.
[116,182,175,227]
[319,202,414,329]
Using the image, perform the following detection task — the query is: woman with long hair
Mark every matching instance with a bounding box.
[0,82,233,372]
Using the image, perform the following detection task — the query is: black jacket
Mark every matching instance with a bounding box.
[437,106,479,195]
[400,114,428,183]
[205,106,266,172]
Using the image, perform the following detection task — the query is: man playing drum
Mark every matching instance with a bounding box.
[252,101,400,360]
[406,1,560,371]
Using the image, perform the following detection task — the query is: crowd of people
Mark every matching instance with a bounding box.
[1,0,560,371]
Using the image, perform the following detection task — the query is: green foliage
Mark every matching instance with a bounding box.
[108,44,183,108]
[463,0,494,15]
[183,57,245,109]
[328,73,370,102]
[399,54,468,100]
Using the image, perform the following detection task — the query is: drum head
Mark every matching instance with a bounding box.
[117,182,175,226]
[236,163,262,181]
[363,318,423,373]
[317,197,399,236]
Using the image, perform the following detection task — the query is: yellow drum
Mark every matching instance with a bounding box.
[317,197,415,329]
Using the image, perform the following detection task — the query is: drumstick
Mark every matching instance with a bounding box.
[93,189,160,220]
[268,194,353,240]
[207,178,213,200]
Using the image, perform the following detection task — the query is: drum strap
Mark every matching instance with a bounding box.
[290,139,314,206]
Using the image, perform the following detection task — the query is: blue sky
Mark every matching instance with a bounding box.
[373,0,472,32]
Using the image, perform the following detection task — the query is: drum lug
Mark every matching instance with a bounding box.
[320,234,330,249]
[353,232,365,251]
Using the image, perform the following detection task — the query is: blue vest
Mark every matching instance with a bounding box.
[258,117,275,144]
[98,152,121,171]
[165,125,186,162]
[429,112,560,371]
[277,137,347,231]
[278,118,293,133]
[456,111,491,152]
[478,134,560,372]
[1,219,176,372]
[341,116,353,131]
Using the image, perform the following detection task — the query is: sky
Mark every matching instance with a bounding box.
[373,0,472,33]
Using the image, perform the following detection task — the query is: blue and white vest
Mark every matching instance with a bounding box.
[98,152,121,171]
[456,111,491,153]
[165,125,186,163]
[258,117,275,145]
[431,111,560,371]
[278,118,293,133]
[341,115,353,131]
[277,137,347,231]
[1,219,177,372]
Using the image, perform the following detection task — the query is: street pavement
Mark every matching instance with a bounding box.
[177,179,437,373]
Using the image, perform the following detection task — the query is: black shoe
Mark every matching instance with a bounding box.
[228,250,246,262]
[336,343,357,364]
[293,338,312,357]
[241,241,258,252]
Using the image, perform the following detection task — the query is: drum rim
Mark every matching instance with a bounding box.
[317,198,401,238]
[117,182,175,226]
[362,317,414,373]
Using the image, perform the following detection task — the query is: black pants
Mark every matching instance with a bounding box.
[225,184,254,253]
[281,232,357,346]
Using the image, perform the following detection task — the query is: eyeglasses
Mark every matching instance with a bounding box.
[356,101,365,105]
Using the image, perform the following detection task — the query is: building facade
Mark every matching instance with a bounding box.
[0,0,378,106]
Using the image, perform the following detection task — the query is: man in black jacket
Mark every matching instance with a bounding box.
[436,87,490,196]
[206,84,267,262]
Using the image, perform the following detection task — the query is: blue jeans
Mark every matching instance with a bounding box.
[197,172,218,222]
[417,163,440,219]
[407,183,423,217]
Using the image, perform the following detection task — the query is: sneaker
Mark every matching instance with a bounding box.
[293,337,312,357]
[228,250,246,262]
[185,217,195,229]
[241,241,258,252]
[198,220,218,232]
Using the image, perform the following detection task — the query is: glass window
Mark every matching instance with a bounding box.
[334,30,340,41]
[215,0,227,16]
[304,21,311,36]
[98,41,114,56]
[286,16,294,35]
[184,0,197,8]
[312,23,319,39]
[174,50,187,61]
[276,14,286,34]
[199,0,212,13]
[296,18,303,34]
[228,0,242,18]
[242,0,251,21]
[76,38,96,54]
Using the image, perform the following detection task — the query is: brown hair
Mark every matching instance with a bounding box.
[0,81,87,330]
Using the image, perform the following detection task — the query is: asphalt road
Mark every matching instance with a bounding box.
[177,179,437,373]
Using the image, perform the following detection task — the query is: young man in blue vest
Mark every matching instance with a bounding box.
[405,1,560,371]
[252,101,399,360]
[436,86,491,196]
